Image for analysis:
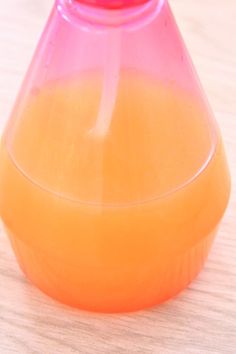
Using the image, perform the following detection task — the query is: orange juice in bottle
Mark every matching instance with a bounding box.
[0,0,230,312]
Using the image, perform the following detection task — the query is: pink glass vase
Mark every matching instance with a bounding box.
[0,0,230,312]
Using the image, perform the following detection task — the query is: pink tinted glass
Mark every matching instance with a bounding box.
[0,0,230,313]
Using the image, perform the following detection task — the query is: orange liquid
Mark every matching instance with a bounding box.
[0,73,230,312]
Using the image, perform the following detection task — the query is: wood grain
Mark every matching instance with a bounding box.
[0,1,235,353]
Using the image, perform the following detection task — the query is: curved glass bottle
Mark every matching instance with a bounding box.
[0,0,230,312]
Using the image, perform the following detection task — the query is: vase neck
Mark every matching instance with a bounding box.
[57,0,163,28]
[74,0,151,10]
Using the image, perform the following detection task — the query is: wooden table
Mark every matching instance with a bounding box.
[0,1,235,353]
